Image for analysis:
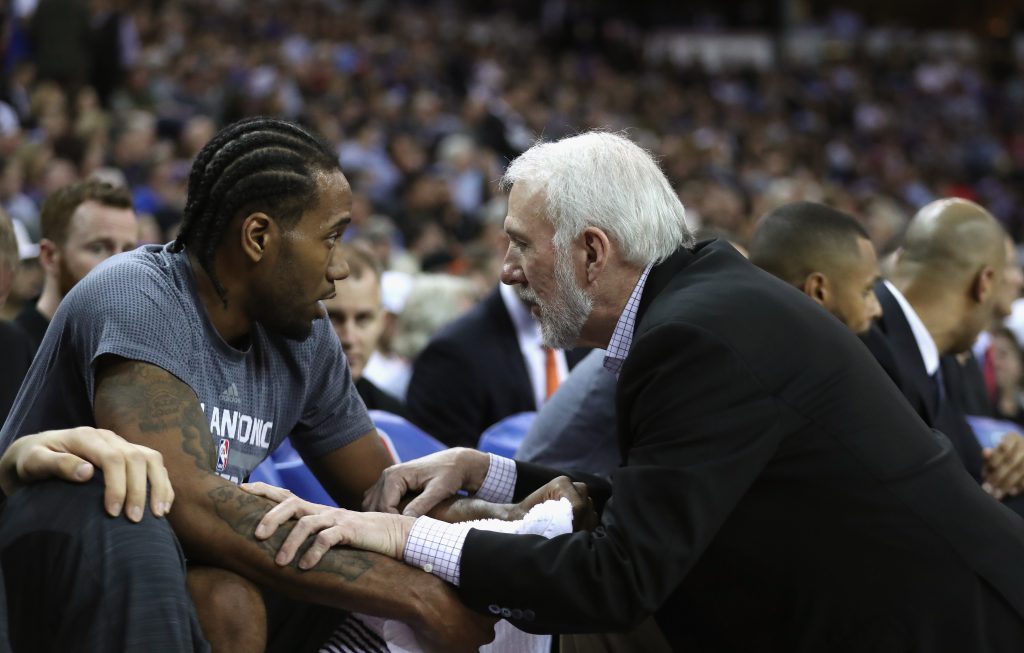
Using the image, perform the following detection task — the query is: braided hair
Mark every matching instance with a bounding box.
[170,117,340,303]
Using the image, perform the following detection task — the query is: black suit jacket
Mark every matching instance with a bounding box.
[405,287,587,447]
[355,376,405,417]
[458,241,1024,651]
[863,283,1024,516]
[862,282,986,479]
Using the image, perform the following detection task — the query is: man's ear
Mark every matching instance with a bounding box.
[240,213,273,262]
[581,227,611,284]
[37,238,59,277]
[802,272,831,308]
[973,265,997,303]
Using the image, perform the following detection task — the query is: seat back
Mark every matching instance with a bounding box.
[368,410,447,462]
[478,411,537,458]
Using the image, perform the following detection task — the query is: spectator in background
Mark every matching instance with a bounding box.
[0,209,34,425]
[863,198,1024,511]
[378,273,478,402]
[990,326,1024,425]
[406,277,590,449]
[749,201,882,335]
[14,179,137,351]
[321,244,404,415]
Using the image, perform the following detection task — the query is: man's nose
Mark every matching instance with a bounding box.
[328,249,350,282]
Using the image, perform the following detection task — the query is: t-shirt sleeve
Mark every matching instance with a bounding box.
[59,256,196,404]
[288,321,375,459]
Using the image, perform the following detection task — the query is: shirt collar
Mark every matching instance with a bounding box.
[603,264,653,375]
[884,280,940,376]
[499,282,540,340]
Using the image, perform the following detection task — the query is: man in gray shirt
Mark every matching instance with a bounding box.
[0,118,493,653]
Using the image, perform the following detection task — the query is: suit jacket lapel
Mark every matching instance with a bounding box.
[874,282,942,425]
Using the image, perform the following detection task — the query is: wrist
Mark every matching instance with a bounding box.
[456,448,492,493]
[395,514,417,559]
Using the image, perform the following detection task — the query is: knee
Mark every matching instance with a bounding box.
[187,567,265,652]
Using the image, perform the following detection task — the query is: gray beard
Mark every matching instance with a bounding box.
[517,252,593,349]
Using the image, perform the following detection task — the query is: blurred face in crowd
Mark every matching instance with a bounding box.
[323,268,384,381]
[501,182,593,349]
[819,236,882,335]
[991,331,1023,392]
[993,237,1023,321]
[54,200,138,296]
[252,170,352,341]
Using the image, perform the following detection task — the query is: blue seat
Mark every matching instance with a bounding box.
[478,411,537,458]
[246,412,446,507]
[369,410,447,462]
[248,457,284,487]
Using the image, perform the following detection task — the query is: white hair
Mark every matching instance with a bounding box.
[500,131,693,266]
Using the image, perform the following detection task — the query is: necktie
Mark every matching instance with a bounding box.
[544,347,560,400]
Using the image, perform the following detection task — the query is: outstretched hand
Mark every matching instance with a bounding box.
[0,427,174,521]
[243,481,415,567]
[362,447,492,517]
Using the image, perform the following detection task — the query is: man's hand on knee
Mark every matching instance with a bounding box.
[0,427,174,521]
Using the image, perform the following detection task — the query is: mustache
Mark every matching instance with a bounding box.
[516,286,539,304]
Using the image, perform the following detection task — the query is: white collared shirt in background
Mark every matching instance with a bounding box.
[498,282,568,409]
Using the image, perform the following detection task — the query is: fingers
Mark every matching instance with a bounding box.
[272,511,350,568]
[985,436,1024,498]
[402,480,452,517]
[254,496,316,541]
[241,481,293,504]
[146,450,174,518]
[89,430,129,517]
[378,468,412,514]
[93,429,168,521]
[121,446,149,522]
[572,481,590,501]
[298,525,351,569]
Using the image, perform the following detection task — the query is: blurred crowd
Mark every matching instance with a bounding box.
[4,0,1024,401]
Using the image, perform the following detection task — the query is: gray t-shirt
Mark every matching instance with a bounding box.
[0,244,372,483]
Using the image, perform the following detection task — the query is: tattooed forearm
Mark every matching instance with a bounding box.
[208,486,373,582]
[94,357,214,470]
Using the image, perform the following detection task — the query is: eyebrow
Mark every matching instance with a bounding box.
[327,216,352,232]
[505,224,528,241]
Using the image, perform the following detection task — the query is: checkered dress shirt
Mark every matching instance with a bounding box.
[404,453,516,585]
[603,264,652,375]
[404,266,652,584]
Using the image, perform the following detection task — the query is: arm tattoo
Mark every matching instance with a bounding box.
[208,486,373,582]
[97,360,214,470]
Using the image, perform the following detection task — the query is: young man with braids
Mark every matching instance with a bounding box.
[0,118,494,652]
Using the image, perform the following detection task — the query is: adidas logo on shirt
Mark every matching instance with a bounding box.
[219,383,241,404]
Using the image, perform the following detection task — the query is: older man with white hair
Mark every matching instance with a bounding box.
[253,132,1024,652]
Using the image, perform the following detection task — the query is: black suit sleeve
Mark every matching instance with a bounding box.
[457,322,789,632]
[405,338,483,448]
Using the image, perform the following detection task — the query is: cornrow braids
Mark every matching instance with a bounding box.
[170,117,340,303]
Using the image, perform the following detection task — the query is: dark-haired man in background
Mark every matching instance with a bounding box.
[14,179,137,351]
[749,201,882,335]
[0,118,493,652]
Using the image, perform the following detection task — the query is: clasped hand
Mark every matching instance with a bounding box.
[983,432,1024,500]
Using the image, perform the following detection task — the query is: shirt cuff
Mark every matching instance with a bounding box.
[404,516,473,586]
[473,453,516,503]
